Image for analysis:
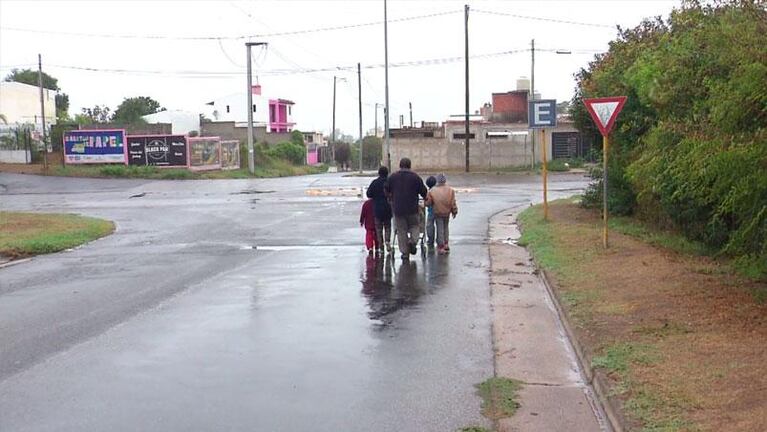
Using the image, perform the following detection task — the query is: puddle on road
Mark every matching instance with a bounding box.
[231,189,275,195]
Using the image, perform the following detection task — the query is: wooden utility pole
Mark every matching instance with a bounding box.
[464,4,470,172]
[358,63,363,173]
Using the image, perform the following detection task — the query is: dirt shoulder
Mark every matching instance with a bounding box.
[517,199,767,432]
[0,212,114,261]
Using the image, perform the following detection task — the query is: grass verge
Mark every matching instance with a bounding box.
[0,212,114,258]
[516,200,767,432]
[475,377,523,420]
[49,162,327,180]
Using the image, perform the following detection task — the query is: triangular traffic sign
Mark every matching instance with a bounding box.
[584,96,627,136]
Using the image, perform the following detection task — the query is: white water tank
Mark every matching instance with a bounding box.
[516,77,530,91]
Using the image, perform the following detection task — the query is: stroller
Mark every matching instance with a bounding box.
[392,198,427,251]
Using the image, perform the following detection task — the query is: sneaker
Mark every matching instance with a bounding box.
[376,248,384,255]
[385,243,392,252]
[437,246,447,255]
[401,253,410,260]
[409,243,417,255]
[367,248,374,255]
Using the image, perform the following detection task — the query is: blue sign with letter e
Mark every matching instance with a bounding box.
[528,99,557,129]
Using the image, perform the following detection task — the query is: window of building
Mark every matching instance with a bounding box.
[226,105,230,113]
[252,104,257,113]
[453,133,475,140]
[288,106,292,115]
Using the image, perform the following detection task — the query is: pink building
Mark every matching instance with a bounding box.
[269,99,295,133]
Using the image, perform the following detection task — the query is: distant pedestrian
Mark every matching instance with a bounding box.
[366,166,393,254]
[385,158,427,260]
[359,198,377,254]
[425,173,457,254]
[424,175,437,249]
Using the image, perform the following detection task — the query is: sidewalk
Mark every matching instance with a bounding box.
[488,208,607,431]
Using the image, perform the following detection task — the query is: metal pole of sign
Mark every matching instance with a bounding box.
[37,54,48,172]
[603,134,609,248]
[541,128,548,220]
[464,4,470,173]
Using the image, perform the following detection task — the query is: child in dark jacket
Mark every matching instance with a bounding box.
[360,198,377,253]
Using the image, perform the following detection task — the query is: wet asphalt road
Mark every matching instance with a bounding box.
[0,171,587,432]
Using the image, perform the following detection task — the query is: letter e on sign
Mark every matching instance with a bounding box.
[528,99,557,129]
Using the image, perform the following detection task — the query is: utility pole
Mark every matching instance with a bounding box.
[409,102,413,127]
[530,39,536,167]
[246,41,267,175]
[383,0,391,170]
[464,4,470,173]
[37,54,48,172]
[332,75,337,163]
[358,63,363,173]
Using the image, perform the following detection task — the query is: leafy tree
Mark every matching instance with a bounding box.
[573,1,767,273]
[112,96,163,124]
[55,94,70,121]
[290,130,304,146]
[334,142,351,166]
[76,106,112,124]
[4,68,58,90]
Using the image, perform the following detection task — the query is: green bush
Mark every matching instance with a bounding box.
[572,1,767,277]
[266,141,305,165]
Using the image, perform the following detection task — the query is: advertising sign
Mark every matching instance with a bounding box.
[189,137,221,170]
[64,129,126,164]
[528,99,557,129]
[220,140,240,170]
[127,135,188,167]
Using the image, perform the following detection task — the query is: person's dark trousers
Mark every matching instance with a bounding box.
[374,217,391,251]
[394,213,420,256]
[435,216,450,248]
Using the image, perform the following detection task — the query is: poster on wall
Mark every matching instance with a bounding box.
[64,129,126,164]
[189,137,221,170]
[220,140,240,170]
[127,135,188,167]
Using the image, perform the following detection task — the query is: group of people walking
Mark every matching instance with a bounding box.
[360,157,458,259]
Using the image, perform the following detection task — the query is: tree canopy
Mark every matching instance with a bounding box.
[573,0,767,275]
[112,96,164,124]
[4,68,59,90]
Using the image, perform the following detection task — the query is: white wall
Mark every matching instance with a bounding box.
[143,110,200,134]
[0,81,57,127]
[205,92,269,125]
[0,149,31,163]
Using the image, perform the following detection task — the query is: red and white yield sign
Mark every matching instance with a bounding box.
[584,96,627,136]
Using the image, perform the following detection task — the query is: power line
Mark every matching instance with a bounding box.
[40,48,532,78]
[472,8,615,29]
[0,10,461,41]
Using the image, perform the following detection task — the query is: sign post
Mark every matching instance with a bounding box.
[583,96,627,248]
[528,99,557,220]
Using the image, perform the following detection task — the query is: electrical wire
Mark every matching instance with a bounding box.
[472,8,615,29]
[40,48,532,78]
[0,10,461,41]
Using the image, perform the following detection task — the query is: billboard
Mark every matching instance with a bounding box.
[127,135,188,167]
[220,140,240,170]
[189,137,221,170]
[64,129,126,164]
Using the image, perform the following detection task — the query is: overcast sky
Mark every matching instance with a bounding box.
[0,0,678,135]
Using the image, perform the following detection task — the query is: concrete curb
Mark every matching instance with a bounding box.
[536,252,628,432]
